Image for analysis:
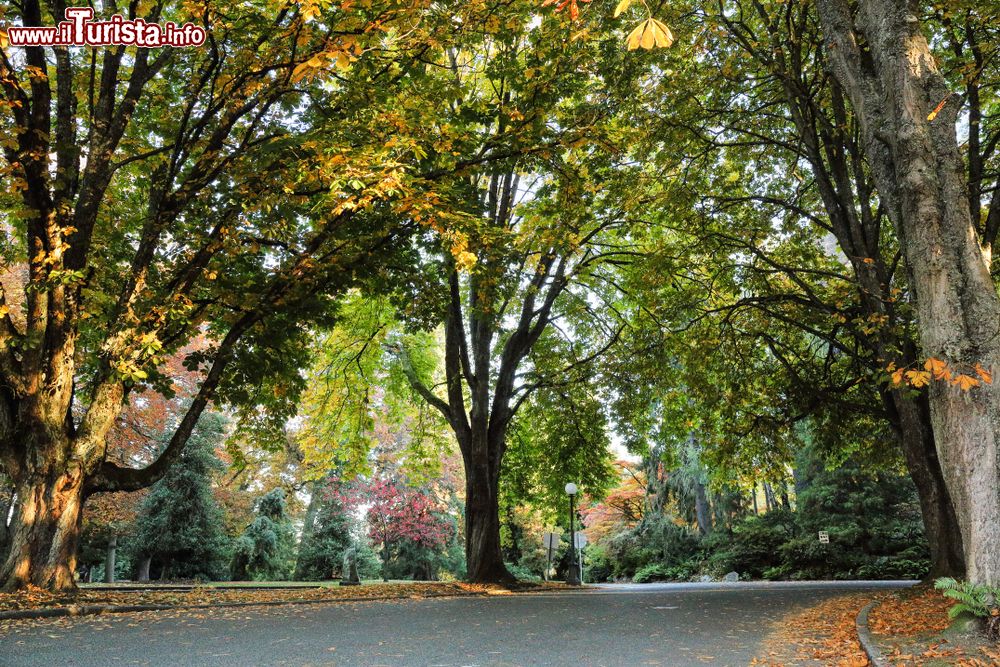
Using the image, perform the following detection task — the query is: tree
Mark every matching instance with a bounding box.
[0,0,521,591]
[382,10,643,580]
[131,412,230,581]
[78,490,144,583]
[806,0,1000,584]
[294,478,353,581]
[579,461,647,544]
[345,476,453,581]
[583,0,981,577]
[230,488,295,581]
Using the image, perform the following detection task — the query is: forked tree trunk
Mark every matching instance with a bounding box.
[816,0,1000,584]
[0,469,86,592]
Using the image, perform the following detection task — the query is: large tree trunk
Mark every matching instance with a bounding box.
[463,453,512,583]
[817,0,1000,584]
[888,391,966,578]
[104,535,117,584]
[0,490,13,561]
[0,469,86,592]
[136,556,151,582]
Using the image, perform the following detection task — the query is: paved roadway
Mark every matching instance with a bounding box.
[0,581,912,667]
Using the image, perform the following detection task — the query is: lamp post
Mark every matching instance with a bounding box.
[565,482,581,585]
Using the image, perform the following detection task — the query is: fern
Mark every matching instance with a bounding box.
[935,577,1000,619]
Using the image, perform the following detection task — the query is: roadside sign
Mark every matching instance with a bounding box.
[573,532,588,549]
[543,531,559,550]
[818,531,830,544]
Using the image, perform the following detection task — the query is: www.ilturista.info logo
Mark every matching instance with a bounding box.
[5,7,206,48]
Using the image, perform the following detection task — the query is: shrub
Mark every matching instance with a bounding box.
[704,509,794,579]
[584,545,613,582]
[631,561,697,583]
[935,577,1000,641]
[505,561,541,582]
[633,563,672,583]
[605,515,701,579]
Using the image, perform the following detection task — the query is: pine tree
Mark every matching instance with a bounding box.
[295,480,353,581]
[130,413,231,581]
[231,488,296,581]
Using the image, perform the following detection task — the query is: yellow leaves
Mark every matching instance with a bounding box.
[927,94,952,122]
[953,374,980,391]
[0,304,8,319]
[291,54,326,83]
[455,251,478,272]
[905,370,931,388]
[298,0,338,22]
[0,29,7,50]
[446,231,477,272]
[613,0,632,18]
[924,357,950,382]
[626,18,674,51]
[290,39,358,82]
[542,0,591,21]
[887,357,994,392]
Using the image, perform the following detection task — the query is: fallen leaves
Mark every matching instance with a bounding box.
[0,581,568,616]
[753,592,879,666]
[866,586,1000,666]
[868,586,953,638]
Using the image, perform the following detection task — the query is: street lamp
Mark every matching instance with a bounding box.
[565,482,581,586]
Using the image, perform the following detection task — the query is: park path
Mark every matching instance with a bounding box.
[0,581,912,666]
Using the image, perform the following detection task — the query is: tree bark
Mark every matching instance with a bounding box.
[0,491,12,561]
[0,469,85,592]
[294,482,321,580]
[816,0,1000,584]
[694,482,712,535]
[886,390,966,577]
[136,556,151,582]
[104,535,117,584]
[463,451,511,583]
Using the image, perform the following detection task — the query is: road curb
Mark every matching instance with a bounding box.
[856,600,890,667]
[0,586,574,622]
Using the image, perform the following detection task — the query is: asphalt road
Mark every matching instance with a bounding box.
[0,581,911,667]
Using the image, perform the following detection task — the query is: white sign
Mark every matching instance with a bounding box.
[543,531,560,550]
[573,532,588,549]
[818,531,830,544]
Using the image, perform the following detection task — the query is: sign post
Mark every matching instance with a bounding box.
[543,531,559,581]
[565,483,581,585]
[573,532,588,584]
